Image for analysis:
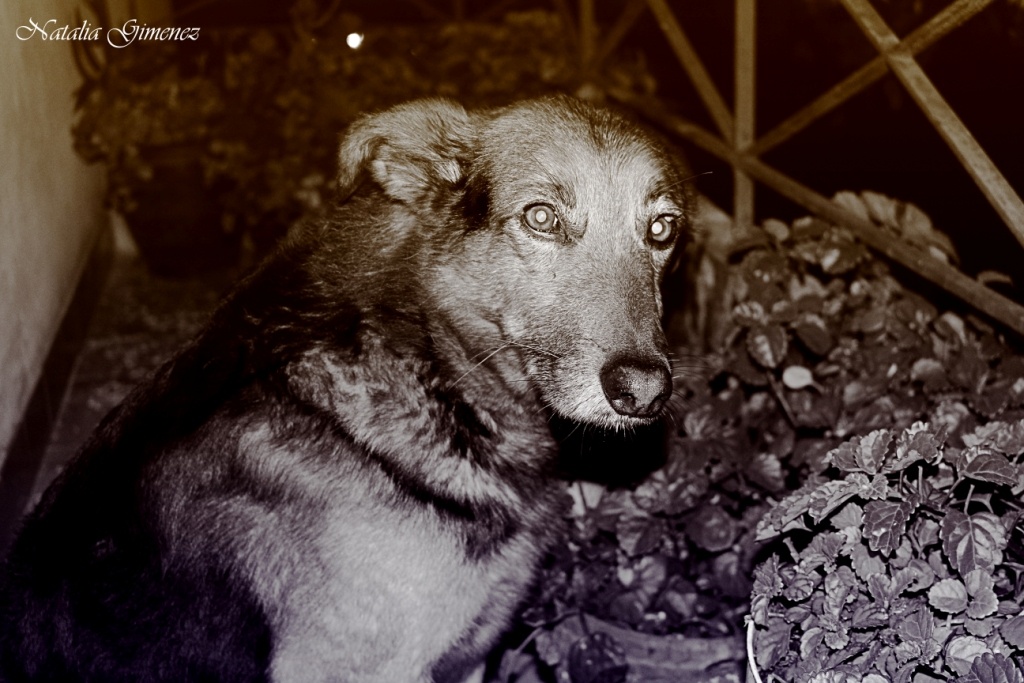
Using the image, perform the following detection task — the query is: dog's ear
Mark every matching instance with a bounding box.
[337,99,475,206]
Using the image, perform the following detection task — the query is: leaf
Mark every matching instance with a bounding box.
[828,430,892,475]
[971,384,1012,419]
[750,555,783,626]
[911,518,941,550]
[746,323,788,369]
[535,620,579,666]
[999,614,1024,649]
[615,509,665,557]
[912,358,948,391]
[856,430,894,475]
[863,676,892,683]
[862,190,899,226]
[956,652,1024,683]
[800,533,845,572]
[896,607,935,650]
[746,451,787,492]
[864,499,917,556]
[967,617,997,638]
[820,239,865,275]
[950,344,989,394]
[850,600,887,629]
[567,631,628,683]
[941,511,1007,577]
[794,314,835,356]
[929,578,968,614]
[823,619,850,650]
[684,505,737,553]
[947,636,994,677]
[632,469,707,516]
[782,568,820,602]
[806,672,862,683]
[823,566,859,616]
[849,472,891,501]
[728,346,770,386]
[964,570,998,620]
[763,218,790,241]
[789,391,841,430]
[963,419,1024,455]
[902,558,936,592]
[831,503,864,531]
[960,448,1018,486]
[889,422,943,472]
[783,365,816,390]
[754,616,793,672]
[807,479,863,524]
[800,626,825,659]
[851,542,886,582]
[756,492,812,541]
[607,590,647,626]
[733,300,766,328]
[859,307,887,334]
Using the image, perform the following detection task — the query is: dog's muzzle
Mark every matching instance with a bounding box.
[599,356,672,418]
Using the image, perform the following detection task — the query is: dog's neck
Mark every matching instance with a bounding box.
[282,282,557,487]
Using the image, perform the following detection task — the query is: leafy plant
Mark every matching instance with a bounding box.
[499,194,1024,683]
[72,42,224,215]
[702,191,1024,474]
[750,419,1024,682]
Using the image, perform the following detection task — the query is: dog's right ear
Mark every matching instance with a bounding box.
[337,99,476,206]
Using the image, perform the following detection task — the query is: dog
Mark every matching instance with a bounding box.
[0,95,693,682]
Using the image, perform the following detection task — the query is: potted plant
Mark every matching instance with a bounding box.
[73,40,238,277]
[749,419,1024,682]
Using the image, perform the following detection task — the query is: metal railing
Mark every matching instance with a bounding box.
[572,0,1024,337]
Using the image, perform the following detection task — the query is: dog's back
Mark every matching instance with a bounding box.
[0,95,692,682]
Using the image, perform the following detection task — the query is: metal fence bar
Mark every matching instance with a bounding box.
[645,0,734,143]
[841,0,1024,252]
[608,87,1024,337]
[734,0,756,232]
[750,0,993,156]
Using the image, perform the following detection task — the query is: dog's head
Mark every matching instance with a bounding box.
[337,96,693,430]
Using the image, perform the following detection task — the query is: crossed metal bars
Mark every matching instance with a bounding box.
[407,0,1024,336]
[589,0,1024,337]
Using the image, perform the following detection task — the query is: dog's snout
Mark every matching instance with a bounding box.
[600,356,672,418]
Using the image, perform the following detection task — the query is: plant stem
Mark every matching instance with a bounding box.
[941,475,964,508]
[766,373,798,429]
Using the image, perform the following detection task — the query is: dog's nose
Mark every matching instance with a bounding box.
[600,356,672,418]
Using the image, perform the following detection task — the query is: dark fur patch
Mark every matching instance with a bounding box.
[456,173,491,229]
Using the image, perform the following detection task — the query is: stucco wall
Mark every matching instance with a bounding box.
[0,1,107,470]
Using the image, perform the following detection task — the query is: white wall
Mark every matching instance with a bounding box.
[0,1,108,470]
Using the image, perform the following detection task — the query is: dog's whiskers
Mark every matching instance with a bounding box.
[452,343,513,387]
[663,170,712,191]
[477,336,562,360]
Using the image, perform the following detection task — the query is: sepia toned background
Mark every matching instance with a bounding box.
[2,1,1024,679]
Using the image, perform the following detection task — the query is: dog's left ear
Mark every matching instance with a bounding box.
[337,99,476,206]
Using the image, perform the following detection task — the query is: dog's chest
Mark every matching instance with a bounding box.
[268,488,553,682]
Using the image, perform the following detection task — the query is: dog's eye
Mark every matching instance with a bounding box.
[523,204,560,237]
[648,215,678,247]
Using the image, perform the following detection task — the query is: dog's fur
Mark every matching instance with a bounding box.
[0,95,692,682]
